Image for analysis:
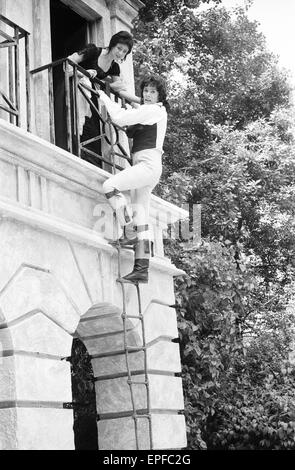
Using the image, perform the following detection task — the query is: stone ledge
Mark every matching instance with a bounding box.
[0,350,68,361]
[0,119,188,225]
[0,400,69,409]
[0,197,185,277]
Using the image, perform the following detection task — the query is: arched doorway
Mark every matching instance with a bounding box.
[73,302,149,450]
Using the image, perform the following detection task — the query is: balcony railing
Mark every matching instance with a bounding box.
[30,58,132,172]
[0,14,31,130]
[0,14,131,173]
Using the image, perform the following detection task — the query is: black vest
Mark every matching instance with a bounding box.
[126,123,157,153]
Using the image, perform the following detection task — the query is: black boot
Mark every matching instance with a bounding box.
[122,258,149,283]
[121,239,150,284]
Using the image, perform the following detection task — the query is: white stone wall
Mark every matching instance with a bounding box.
[78,299,185,450]
[0,119,188,450]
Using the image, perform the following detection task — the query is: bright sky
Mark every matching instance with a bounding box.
[220,0,295,91]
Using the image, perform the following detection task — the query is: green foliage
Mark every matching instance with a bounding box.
[205,355,295,450]
[138,0,221,22]
[165,235,295,450]
[71,338,96,414]
[134,0,295,451]
[191,110,295,285]
[133,4,292,174]
[165,239,251,448]
[70,339,98,450]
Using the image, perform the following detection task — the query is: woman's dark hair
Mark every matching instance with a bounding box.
[140,74,170,110]
[107,31,133,59]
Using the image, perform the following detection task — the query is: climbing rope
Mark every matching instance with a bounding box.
[104,92,153,449]
[114,241,153,450]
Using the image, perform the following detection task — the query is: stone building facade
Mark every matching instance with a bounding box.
[0,0,188,450]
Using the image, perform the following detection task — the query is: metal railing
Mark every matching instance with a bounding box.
[0,14,31,130]
[0,13,131,172]
[31,58,132,172]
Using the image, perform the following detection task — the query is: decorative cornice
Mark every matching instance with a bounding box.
[0,120,188,225]
[106,0,144,27]
[0,197,185,277]
[0,120,187,277]
[59,0,108,20]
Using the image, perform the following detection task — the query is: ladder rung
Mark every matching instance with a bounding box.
[125,346,146,352]
[132,414,151,420]
[117,277,146,285]
[116,244,135,251]
[112,235,153,451]
[122,314,143,320]
[128,380,148,385]
[107,239,121,246]
[117,277,135,284]
[108,241,134,251]
[120,245,135,251]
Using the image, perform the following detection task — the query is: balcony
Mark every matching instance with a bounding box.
[1,13,131,173]
[0,14,188,261]
[0,14,31,130]
[30,58,134,172]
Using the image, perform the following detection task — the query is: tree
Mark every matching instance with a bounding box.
[132,1,295,450]
[163,105,295,449]
[135,1,295,449]
[133,4,292,174]
[138,0,221,22]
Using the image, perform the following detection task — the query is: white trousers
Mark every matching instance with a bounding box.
[102,149,162,240]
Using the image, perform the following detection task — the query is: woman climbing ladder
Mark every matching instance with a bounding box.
[98,75,169,284]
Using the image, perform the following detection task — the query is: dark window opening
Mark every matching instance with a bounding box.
[50,0,86,153]
[49,0,103,167]
[50,0,88,61]
[70,338,98,450]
